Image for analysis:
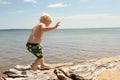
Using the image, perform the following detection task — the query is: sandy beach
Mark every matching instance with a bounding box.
[1,56,120,80]
[97,56,120,80]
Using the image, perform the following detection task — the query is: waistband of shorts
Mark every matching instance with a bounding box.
[26,42,39,46]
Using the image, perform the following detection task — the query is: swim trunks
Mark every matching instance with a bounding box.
[26,42,43,58]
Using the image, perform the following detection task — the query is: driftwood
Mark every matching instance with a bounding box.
[3,71,28,78]
[54,68,92,80]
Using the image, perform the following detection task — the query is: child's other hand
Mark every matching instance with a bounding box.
[40,44,44,48]
[55,22,61,28]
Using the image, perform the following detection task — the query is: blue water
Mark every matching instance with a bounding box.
[0,28,120,72]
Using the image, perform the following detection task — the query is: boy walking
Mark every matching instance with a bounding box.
[26,13,60,71]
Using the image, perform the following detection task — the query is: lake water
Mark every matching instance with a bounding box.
[0,28,120,73]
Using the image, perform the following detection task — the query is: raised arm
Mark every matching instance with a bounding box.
[42,22,61,32]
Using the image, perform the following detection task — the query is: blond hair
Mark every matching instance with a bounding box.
[40,13,53,22]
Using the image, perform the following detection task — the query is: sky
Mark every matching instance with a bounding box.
[0,0,120,29]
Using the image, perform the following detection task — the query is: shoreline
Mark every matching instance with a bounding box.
[1,56,120,80]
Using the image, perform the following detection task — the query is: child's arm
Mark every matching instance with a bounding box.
[42,22,60,32]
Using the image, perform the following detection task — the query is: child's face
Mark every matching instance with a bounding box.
[45,20,52,27]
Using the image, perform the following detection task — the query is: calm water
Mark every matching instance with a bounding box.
[0,28,120,72]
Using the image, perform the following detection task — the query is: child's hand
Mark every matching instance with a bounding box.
[55,22,61,28]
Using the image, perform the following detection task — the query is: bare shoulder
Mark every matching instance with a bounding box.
[32,23,43,31]
[38,23,45,29]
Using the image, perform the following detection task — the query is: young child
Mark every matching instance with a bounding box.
[26,13,60,71]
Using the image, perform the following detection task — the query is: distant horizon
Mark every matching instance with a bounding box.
[0,26,120,30]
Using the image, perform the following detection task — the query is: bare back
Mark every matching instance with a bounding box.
[27,24,44,44]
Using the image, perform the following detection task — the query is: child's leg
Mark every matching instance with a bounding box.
[31,57,51,71]
[31,58,42,71]
[40,58,51,68]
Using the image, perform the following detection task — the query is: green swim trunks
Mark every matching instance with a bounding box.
[26,42,43,58]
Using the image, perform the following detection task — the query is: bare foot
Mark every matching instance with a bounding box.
[40,64,52,70]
